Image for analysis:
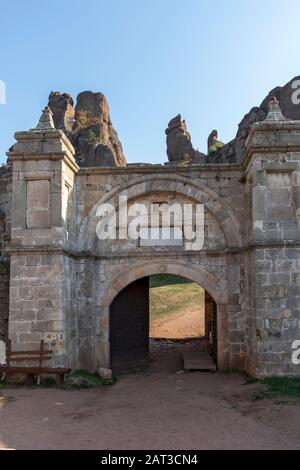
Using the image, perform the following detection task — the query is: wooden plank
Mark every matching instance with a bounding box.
[34,368,71,373]
[10,356,52,362]
[11,350,52,356]
[0,367,71,374]
[0,367,42,373]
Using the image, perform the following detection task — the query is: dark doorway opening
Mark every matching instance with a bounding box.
[110,277,149,373]
[109,275,217,374]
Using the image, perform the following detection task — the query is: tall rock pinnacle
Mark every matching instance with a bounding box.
[48,91,126,167]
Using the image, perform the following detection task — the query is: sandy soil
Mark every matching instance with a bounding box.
[1,367,300,450]
[150,306,205,338]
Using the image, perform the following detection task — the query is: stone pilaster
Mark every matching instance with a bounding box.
[245,98,300,376]
[7,108,79,366]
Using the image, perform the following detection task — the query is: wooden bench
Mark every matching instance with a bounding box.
[0,340,71,387]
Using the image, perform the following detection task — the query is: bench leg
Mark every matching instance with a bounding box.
[26,374,34,386]
[55,374,61,388]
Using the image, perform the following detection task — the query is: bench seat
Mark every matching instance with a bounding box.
[0,340,71,387]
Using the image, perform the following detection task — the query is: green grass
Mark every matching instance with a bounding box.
[149,274,204,320]
[149,274,191,288]
[253,377,300,400]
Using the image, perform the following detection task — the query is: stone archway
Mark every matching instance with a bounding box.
[77,174,243,252]
[96,260,229,371]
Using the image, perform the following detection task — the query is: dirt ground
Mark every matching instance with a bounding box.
[1,349,300,450]
[150,305,205,338]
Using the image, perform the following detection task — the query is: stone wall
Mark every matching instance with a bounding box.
[72,164,247,371]
[253,247,300,376]
[245,104,300,377]
[9,253,68,364]
[4,97,300,378]
[0,167,11,340]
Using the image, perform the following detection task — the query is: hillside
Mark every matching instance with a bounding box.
[149,275,205,338]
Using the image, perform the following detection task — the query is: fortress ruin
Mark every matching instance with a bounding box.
[1,77,300,377]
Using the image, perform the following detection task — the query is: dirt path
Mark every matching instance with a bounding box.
[150,306,205,338]
[1,371,300,450]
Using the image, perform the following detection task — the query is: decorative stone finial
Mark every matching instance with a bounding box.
[265,96,286,121]
[35,106,55,130]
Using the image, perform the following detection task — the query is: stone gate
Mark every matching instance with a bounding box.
[1,78,300,377]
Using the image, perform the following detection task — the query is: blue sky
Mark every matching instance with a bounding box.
[1,0,300,164]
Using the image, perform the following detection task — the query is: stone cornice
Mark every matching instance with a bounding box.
[245,120,300,148]
[77,162,243,176]
[7,240,300,259]
[243,119,300,172]
[244,146,300,174]
[13,129,75,155]
[7,151,79,174]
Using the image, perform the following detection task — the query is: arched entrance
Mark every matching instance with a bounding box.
[98,261,228,372]
[109,275,218,373]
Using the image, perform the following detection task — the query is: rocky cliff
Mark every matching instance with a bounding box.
[210,75,300,163]
[48,91,126,167]
[165,114,205,163]
[166,75,300,164]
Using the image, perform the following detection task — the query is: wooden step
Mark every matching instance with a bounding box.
[182,352,217,371]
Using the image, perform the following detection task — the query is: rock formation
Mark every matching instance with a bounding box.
[212,75,300,163]
[10,75,300,167]
[207,130,225,155]
[166,75,300,164]
[48,92,75,132]
[48,91,126,167]
[165,114,205,163]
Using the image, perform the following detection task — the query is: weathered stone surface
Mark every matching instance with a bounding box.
[3,78,300,379]
[165,114,205,162]
[98,367,112,381]
[76,91,110,125]
[48,92,75,133]
[233,107,267,163]
[0,164,11,341]
[260,76,300,120]
[35,106,56,130]
[48,90,126,168]
[208,75,300,163]
[165,114,194,162]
